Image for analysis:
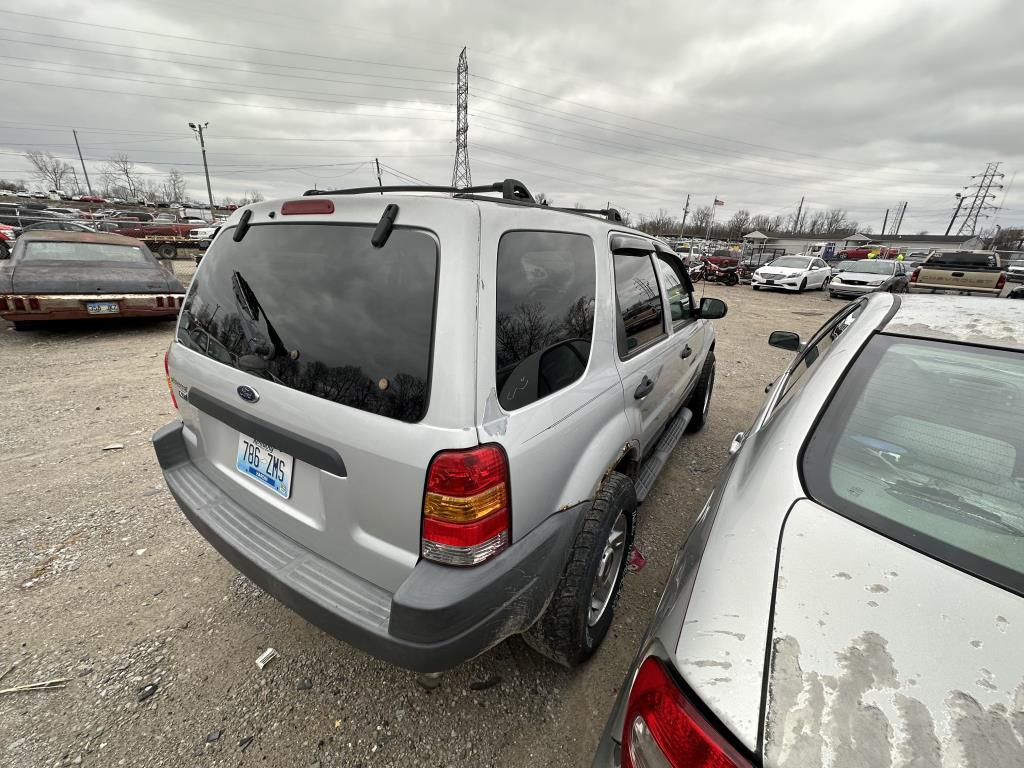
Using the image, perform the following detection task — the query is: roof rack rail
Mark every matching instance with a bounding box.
[303,178,535,203]
[549,206,624,223]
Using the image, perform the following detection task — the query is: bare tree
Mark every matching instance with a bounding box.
[748,214,771,232]
[822,208,851,234]
[768,214,785,231]
[163,169,187,203]
[240,189,265,204]
[534,192,552,206]
[25,151,74,191]
[689,205,713,235]
[636,208,681,237]
[102,154,141,200]
[725,209,751,238]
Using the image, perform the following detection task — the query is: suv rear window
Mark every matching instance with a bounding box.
[926,251,998,268]
[179,223,438,422]
[804,334,1024,595]
[495,231,595,410]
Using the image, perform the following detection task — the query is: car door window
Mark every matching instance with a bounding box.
[495,231,596,411]
[654,255,695,328]
[614,253,666,357]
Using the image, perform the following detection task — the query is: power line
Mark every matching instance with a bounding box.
[0,10,453,74]
[0,76,454,123]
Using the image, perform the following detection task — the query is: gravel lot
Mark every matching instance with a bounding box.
[0,263,838,768]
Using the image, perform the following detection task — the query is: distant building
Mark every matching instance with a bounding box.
[746,232,983,257]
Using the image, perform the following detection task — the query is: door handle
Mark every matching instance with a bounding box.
[634,375,655,400]
[680,345,693,360]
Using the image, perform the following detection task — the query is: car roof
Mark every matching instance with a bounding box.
[18,230,143,246]
[882,295,1022,351]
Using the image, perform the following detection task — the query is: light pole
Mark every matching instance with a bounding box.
[189,121,215,220]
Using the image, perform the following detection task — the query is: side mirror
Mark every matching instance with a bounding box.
[769,330,801,351]
[699,297,728,319]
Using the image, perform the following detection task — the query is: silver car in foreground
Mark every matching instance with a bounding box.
[595,294,1024,767]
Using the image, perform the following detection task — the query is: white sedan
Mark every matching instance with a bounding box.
[751,255,831,292]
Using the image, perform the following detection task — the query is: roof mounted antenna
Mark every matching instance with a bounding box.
[302,179,535,202]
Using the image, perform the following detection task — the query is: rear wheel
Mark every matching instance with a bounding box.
[156,244,177,260]
[525,472,636,667]
[12,321,33,331]
[685,350,715,433]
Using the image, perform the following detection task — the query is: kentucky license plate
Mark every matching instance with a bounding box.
[86,301,120,314]
[235,433,293,499]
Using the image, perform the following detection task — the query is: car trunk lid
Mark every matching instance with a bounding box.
[763,502,1023,767]
[12,262,173,293]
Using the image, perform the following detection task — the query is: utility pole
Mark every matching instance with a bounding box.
[189,121,215,219]
[72,129,93,195]
[678,193,690,237]
[451,47,472,191]
[792,196,804,233]
[944,193,965,236]
[881,209,889,236]
[375,158,383,193]
[958,162,1004,236]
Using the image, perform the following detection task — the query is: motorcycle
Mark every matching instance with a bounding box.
[704,261,739,286]
[687,261,705,283]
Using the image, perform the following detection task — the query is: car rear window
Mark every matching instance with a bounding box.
[803,334,1024,595]
[926,251,998,268]
[495,231,595,410]
[21,242,147,262]
[179,223,438,423]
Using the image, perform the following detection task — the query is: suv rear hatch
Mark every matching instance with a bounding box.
[169,199,481,592]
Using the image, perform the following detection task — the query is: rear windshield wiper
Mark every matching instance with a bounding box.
[885,479,1024,537]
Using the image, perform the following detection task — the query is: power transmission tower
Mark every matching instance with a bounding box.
[450,47,472,191]
[957,162,1004,236]
[885,201,907,235]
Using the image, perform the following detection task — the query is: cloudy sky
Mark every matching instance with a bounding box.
[3,0,1022,233]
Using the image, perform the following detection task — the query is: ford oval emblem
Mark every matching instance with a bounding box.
[237,385,260,403]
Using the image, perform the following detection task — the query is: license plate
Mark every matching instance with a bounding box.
[86,301,120,314]
[766,280,775,285]
[235,433,293,499]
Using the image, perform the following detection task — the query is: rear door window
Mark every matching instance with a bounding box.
[179,223,438,423]
[614,253,666,356]
[494,231,595,411]
[804,335,1024,596]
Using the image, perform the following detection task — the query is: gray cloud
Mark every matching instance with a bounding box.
[2,0,1020,232]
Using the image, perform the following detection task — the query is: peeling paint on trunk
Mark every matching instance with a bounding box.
[763,502,1024,768]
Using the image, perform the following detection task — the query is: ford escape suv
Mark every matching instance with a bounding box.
[153,180,727,672]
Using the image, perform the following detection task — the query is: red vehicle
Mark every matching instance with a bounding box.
[702,249,739,267]
[114,221,205,239]
[837,245,899,260]
[80,195,106,203]
[0,223,15,258]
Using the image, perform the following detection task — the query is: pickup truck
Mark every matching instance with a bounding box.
[908,250,1007,296]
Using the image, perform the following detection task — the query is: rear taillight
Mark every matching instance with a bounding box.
[621,657,750,768]
[909,267,920,283]
[13,297,25,311]
[0,297,7,311]
[28,297,40,310]
[996,272,1006,290]
[421,445,510,566]
[156,296,164,307]
[164,348,178,409]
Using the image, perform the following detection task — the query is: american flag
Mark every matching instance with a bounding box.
[714,198,725,206]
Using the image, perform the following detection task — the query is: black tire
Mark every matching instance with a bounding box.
[819,276,829,291]
[0,241,9,259]
[798,278,807,293]
[12,321,33,331]
[685,350,715,433]
[524,472,636,668]
[752,285,760,291]
[156,244,177,260]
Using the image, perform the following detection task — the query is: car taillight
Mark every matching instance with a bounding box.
[996,272,1006,290]
[0,297,8,311]
[164,348,178,409]
[621,657,750,768]
[13,297,25,311]
[421,444,510,566]
[28,297,40,311]
[909,267,920,283]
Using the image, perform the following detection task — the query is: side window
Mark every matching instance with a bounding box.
[655,255,695,327]
[495,231,596,411]
[774,302,866,411]
[614,253,666,356]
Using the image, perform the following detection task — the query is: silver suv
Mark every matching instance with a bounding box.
[153,180,727,672]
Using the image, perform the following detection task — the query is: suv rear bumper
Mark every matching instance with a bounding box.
[153,420,585,672]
